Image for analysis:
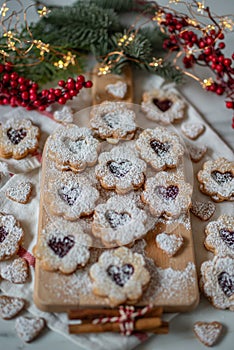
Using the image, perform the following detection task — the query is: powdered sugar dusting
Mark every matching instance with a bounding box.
[193,321,222,346]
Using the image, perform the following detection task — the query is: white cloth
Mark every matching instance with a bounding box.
[0,76,233,350]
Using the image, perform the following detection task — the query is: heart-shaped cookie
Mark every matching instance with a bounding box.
[47,235,75,258]
[107,159,132,178]
[156,232,184,257]
[105,210,131,229]
[15,316,45,343]
[7,128,27,145]
[191,200,216,221]
[105,81,127,99]
[107,263,134,287]
[6,181,33,204]
[193,321,222,347]
[181,122,205,140]
[0,295,25,319]
[1,258,29,284]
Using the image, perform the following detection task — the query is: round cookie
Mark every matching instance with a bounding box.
[90,101,137,141]
[141,172,192,218]
[92,195,147,247]
[204,215,234,257]
[34,221,92,274]
[197,157,234,202]
[0,118,40,160]
[45,171,99,221]
[89,246,150,307]
[135,127,184,171]
[0,212,24,261]
[47,124,100,172]
[200,256,234,311]
[141,89,186,124]
[95,145,146,194]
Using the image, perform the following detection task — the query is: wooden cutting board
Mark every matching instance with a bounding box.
[34,66,199,313]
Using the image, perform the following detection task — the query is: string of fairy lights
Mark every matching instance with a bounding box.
[0,0,233,95]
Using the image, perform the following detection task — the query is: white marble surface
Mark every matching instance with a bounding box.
[0,1,233,349]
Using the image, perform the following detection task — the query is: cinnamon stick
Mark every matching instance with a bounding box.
[68,306,163,320]
[152,321,169,334]
[69,317,162,334]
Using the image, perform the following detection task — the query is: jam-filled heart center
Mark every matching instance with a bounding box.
[65,137,86,154]
[102,113,121,129]
[150,139,170,157]
[7,128,27,145]
[58,185,81,206]
[107,264,134,287]
[218,271,234,298]
[105,210,131,229]
[211,171,233,185]
[107,159,132,178]
[0,226,8,243]
[219,228,234,249]
[156,185,179,200]
[153,98,173,112]
[48,235,75,258]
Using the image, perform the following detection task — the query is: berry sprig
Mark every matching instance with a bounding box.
[0,62,93,112]
[160,10,234,116]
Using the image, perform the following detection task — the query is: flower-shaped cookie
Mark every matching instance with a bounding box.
[92,195,147,247]
[95,146,146,194]
[89,246,150,306]
[48,124,100,172]
[200,256,234,311]
[34,221,92,273]
[141,89,186,124]
[0,119,40,159]
[45,171,99,221]
[204,215,234,258]
[90,101,137,141]
[0,213,24,261]
[135,127,184,171]
[197,157,234,202]
[141,172,192,218]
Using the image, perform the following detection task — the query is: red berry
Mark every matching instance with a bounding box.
[3,73,10,81]
[69,89,77,97]
[19,84,27,91]
[21,91,29,100]
[41,89,49,97]
[206,37,213,45]
[67,77,75,84]
[176,23,182,30]
[216,64,223,73]
[18,77,25,84]
[210,84,217,92]
[54,89,62,96]
[0,64,5,73]
[64,92,71,100]
[3,98,9,104]
[58,80,65,87]
[76,82,83,90]
[31,83,38,90]
[218,56,224,63]
[223,58,232,67]
[67,81,75,90]
[166,13,173,20]
[10,72,18,80]
[34,100,41,107]
[58,97,66,104]
[10,80,18,88]
[211,57,217,63]
[204,47,212,55]
[226,101,233,109]
[48,93,55,101]
[199,41,205,48]
[232,53,234,60]
[39,105,46,111]
[211,63,216,69]
[210,29,216,36]
[30,93,37,101]
[10,97,17,107]
[218,33,224,40]
[84,81,93,88]
[216,87,224,95]
[219,42,225,49]
[5,62,13,71]
[76,75,85,83]
[21,101,27,107]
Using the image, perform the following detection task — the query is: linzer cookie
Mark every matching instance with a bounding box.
[193,321,223,347]
[92,195,147,247]
[155,232,184,257]
[15,316,45,343]
[135,127,184,171]
[1,258,29,283]
[0,295,25,319]
[200,256,234,311]
[34,221,92,274]
[48,124,100,172]
[45,172,99,221]
[204,215,234,258]
[89,246,150,306]
[141,89,186,124]
[90,101,137,141]
[197,158,234,202]
[6,181,33,204]
[0,118,40,159]
[95,145,146,194]
[191,200,216,221]
[181,122,205,140]
[141,172,192,218]
[0,212,24,261]
[186,142,207,163]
